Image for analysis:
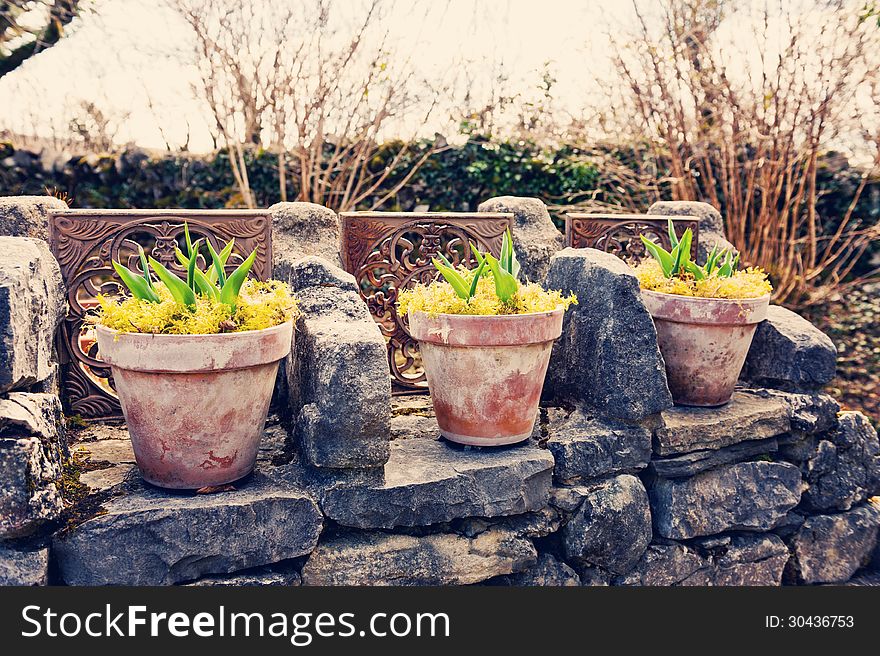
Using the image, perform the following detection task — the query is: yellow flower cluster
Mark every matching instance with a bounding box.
[93,279,298,334]
[398,270,577,317]
[634,259,772,299]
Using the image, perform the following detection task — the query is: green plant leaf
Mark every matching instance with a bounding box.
[148,257,196,307]
[667,218,679,248]
[175,247,189,268]
[705,246,719,275]
[137,245,154,291]
[640,235,675,277]
[206,240,227,287]
[685,261,706,280]
[501,229,513,271]
[187,238,202,291]
[676,228,693,273]
[469,242,485,268]
[112,260,160,302]
[219,249,257,309]
[467,258,488,298]
[485,253,518,303]
[184,223,194,258]
[432,257,471,300]
[192,267,219,300]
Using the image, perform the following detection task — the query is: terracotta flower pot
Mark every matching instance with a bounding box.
[96,321,294,489]
[408,309,564,446]
[641,290,770,407]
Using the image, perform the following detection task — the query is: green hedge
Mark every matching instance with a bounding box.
[0,136,875,274]
[0,137,599,212]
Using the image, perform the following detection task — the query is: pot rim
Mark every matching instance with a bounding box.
[408,307,565,321]
[641,288,770,326]
[95,319,294,373]
[94,318,294,340]
[408,307,565,346]
[639,288,771,305]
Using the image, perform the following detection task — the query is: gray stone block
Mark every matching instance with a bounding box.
[543,248,672,421]
[561,474,652,575]
[477,196,563,282]
[269,202,342,274]
[544,409,651,483]
[789,502,880,584]
[301,527,536,586]
[0,196,68,240]
[284,257,390,470]
[0,545,49,585]
[0,237,66,393]
[650,461,803,539]
[653,392,790,456]
[53,472,323,585]
[320,437,553,529]
[0,392,65,539]
[743,305,837,391]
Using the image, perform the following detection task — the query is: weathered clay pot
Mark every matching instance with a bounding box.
[96,321,293,489]
[641,290,770,407]
[408,310,564,446]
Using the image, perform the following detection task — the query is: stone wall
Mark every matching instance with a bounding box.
[1,195,878,586]
[0,202,69,583]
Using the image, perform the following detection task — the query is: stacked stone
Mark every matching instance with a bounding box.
[534,199,880,586]
[0,198,69,585]
[6,195,878,587]
[49,201,563,586]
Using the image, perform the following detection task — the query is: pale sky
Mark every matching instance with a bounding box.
[0,0,875,158]
[0,0,634,151]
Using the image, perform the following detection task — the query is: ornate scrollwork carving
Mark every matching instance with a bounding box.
[565,213,700,265]
[340,212,513,392]
[48,210,273,420]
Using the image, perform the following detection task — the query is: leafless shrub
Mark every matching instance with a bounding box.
[589,0,880,307]
[169,0,444,210]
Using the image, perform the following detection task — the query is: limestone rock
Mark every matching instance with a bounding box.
[0,393,65,538]
[647,200,725,233]
[543,248,672,421]
[650,437,779,478]
[653,392,790,456]
[801,412,880,512]
[614,543,708,586]
[545,409,651,483]
[486,553,580,586]
[477,196,563,282]
[321,437,553,529]
[301,527,536,586]
[790,502,880,584]
[650,461,803,539]
[276,254,358,293]
[53,472,323,585]
[284,258,390,469]
[0,238,66,393]
[742,306,837,391]
[186,565,302,587]
[0,195,68,240]
[688,534,790,586]
[646,200,736,265]
[745,388,840,436]
[616,534,789,586]
[269,202,342,273]
[0,545,49,585]
[390,395,439,440]
[561,474,652,574]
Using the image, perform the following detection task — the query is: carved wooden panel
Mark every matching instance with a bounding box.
[564,213,700,264]
[48,210,273,420]
[340,212,513,392]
